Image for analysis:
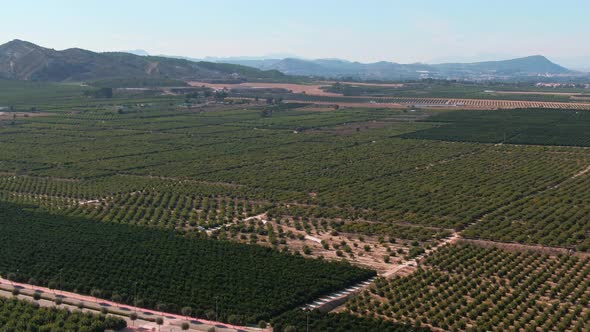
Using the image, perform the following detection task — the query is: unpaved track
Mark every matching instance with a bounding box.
[303,231,460,312]
[381,231,460,278]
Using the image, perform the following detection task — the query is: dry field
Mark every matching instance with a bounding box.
[319,81,405,88]
[188,81,342,96]
[0,112,50,120]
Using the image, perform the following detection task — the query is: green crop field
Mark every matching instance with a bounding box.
[323,82,587,102]
[347,243,590,331]
[0,297,126,332]
[272,310,430,332]
[2,80,590,331]
[0,202,374,324]
[2,104,589,237]
[402,109,590,146]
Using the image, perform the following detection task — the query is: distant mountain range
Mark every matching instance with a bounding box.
[207,56,574,81]
[0,40,287,82]
[0,40,584,82]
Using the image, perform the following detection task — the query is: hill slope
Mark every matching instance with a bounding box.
[0,39,288,82]
[433,55,570,75]
[215,56,573,80]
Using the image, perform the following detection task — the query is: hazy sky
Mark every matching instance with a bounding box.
[2,0,589,64]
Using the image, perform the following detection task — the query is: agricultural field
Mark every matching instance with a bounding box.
[1,97,590,249]
[274,94,590,110]
[322,82,588,102]
[209,214,451,275]
[272,310,430,332]
[222,81,590,110]
[0,297,126,331]
[346,243,590,331]
[0,202,374,324]
[463,171,590,251]
[2,79,590,330]
[402,109,590,146]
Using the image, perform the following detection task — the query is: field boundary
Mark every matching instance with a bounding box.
[458,238,590,258]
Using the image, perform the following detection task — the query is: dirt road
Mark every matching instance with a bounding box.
[302,231,460,312]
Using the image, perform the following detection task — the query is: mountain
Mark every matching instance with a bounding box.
[0,40,288,82]
[433,55,570,75]
[0,40,578,82]
[210,55,574,81]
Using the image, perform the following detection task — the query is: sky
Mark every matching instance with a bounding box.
[2,0,589,66]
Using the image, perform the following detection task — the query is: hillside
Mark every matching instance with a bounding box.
[214,55,574,80]
[0,39,288,82]
[433,55,571,75]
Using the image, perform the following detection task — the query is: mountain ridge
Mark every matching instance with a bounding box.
[0,39,288,82]
[0,40,579,82]
[209,55,572,80]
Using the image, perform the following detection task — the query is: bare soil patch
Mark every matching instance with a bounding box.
[0,112,50,120]
[188,81,342,97]
[318,81,405,88]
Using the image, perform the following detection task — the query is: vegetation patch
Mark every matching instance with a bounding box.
[402,109,590,146]
[0,297,126,331]
[0,203,375,324]
[272,310,430,332]
[347,243,590,331]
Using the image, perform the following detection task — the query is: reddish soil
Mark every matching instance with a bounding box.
[188,81,342,97]
[0,112,50,120]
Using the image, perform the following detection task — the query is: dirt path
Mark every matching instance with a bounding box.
[572,164,590,178]
[381,231,460,278]
[303,231,460,313]
[0,278,268,332]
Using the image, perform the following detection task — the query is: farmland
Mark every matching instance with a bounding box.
[2,79,590,330]
[346,243,590,331]
[0,202,374,324]
[216,80,590,110]
[0,297,126,332]
[272,310,430,332]
[2,104,590,240]
[402,109,590,146]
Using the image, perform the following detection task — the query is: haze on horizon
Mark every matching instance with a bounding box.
[2,0,589,68]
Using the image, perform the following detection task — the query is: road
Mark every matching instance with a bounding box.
[0,278,269,332]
